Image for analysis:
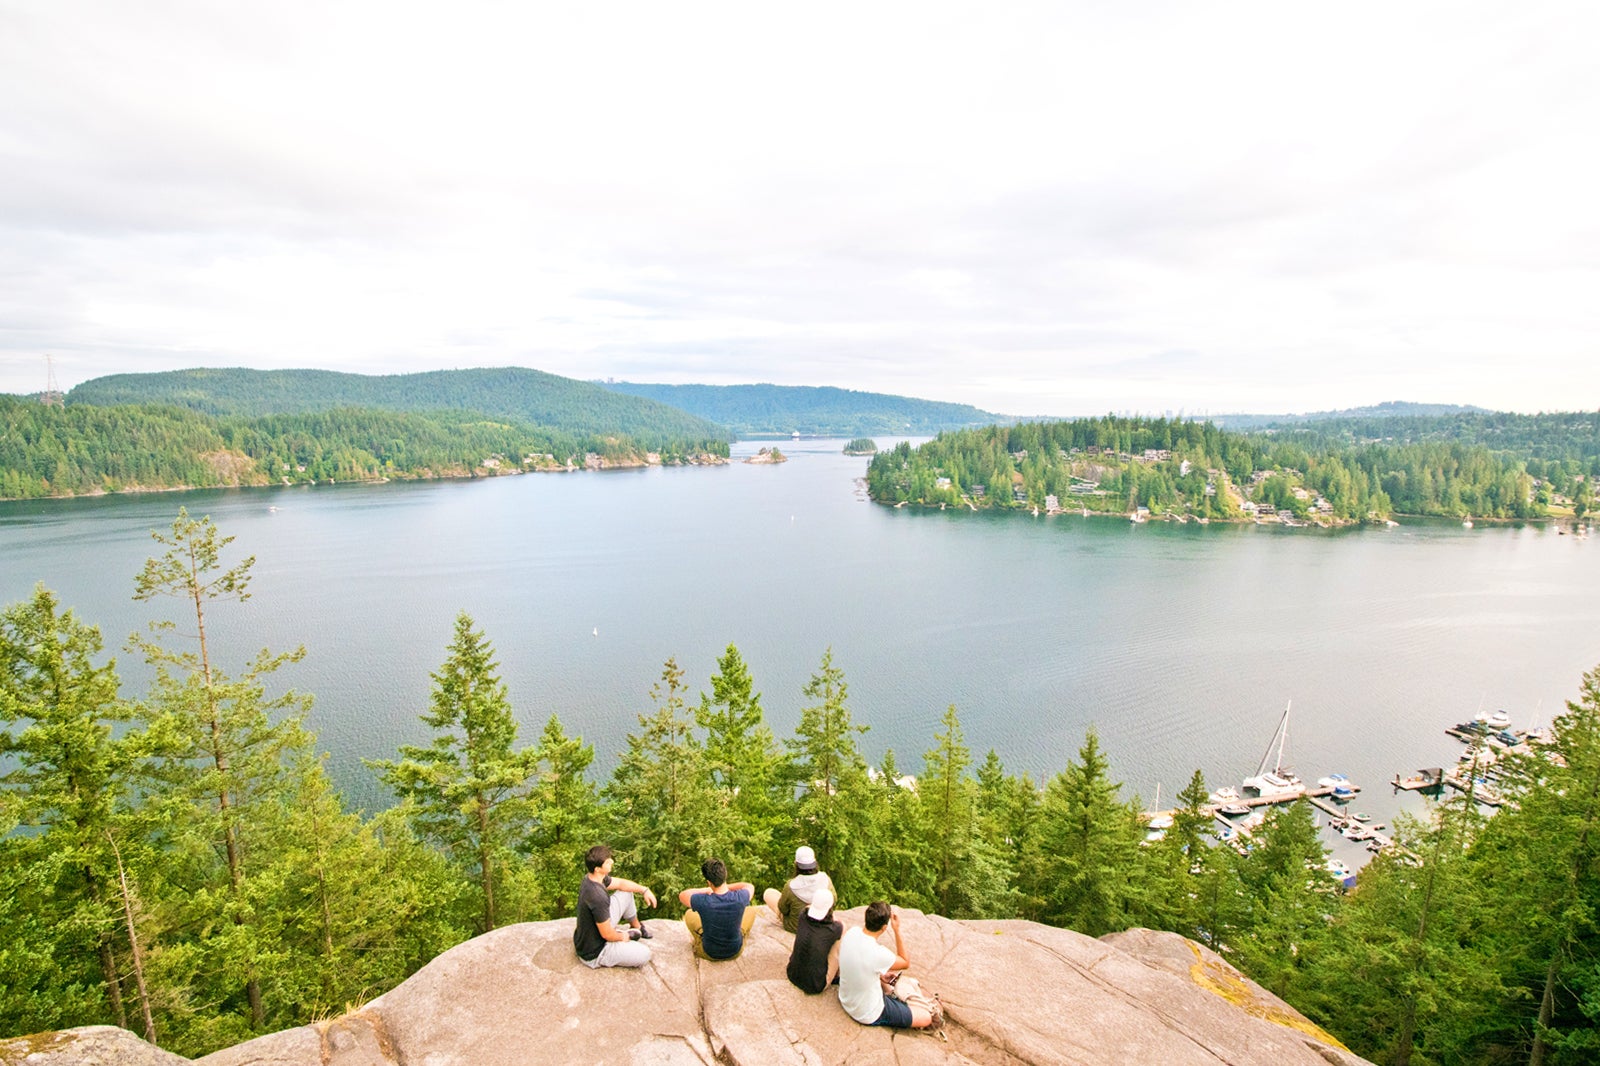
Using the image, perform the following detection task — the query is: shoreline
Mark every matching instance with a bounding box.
[0,452,732,504]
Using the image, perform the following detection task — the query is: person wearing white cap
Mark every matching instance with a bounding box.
[784,886,842,994]
[763,845,837,933]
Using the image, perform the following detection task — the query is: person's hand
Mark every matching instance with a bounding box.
[890,910,900,930]
[642,888,657,908]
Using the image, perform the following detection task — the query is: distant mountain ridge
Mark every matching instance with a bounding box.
[1209,401,1489,430]
[597,381,1006,436]
[68,367,728,446]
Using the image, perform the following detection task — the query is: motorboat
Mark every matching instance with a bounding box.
[1209,786,1241,804]
[1317,773,1357,798]
[1219,803,1251,817]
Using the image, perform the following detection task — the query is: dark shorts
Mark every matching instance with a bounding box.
[869,994,914,1029]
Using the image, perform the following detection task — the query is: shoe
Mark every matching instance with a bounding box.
[635,923,653,940]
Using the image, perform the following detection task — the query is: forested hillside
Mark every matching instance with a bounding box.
[6,508,1600,1063]
[69,366,729,445]
[867,417,1566,521]
[599,381,1003,436]
[0,395,728,500]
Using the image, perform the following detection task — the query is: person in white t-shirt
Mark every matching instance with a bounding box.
[837,901,936,1030]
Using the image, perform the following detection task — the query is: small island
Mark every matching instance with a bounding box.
[842,437,878,455]
[744,446,787,465]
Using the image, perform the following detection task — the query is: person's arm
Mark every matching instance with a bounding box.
[595,917,631,943]
[679,886,707,907]
[608,876,658,909]
[730,882,756,898]
[886,910,910,972]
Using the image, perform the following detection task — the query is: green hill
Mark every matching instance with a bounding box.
[597,381,1004,436]
[69,367,729,446]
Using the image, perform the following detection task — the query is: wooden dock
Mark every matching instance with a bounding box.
[1142,784,1348,828]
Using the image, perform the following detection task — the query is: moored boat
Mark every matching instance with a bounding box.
[1241,701,1305,799]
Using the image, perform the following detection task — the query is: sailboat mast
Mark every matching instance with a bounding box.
[1276,701,1291,773]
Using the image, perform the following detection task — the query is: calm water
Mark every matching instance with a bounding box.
[3,438,1598,864]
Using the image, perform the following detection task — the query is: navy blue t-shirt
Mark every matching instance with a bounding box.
[690,887,751,959]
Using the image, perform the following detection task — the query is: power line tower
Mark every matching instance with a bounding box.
[41,354,64,407]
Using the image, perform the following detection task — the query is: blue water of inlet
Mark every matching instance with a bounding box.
[4,437,1598,868]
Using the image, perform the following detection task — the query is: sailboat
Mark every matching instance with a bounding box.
[1143,782,1173,843]
[1242,701,1305,800]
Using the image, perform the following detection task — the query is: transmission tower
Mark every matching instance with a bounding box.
[42,354,63,407]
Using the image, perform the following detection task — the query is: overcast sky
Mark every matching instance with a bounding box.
[2,1,1596,416]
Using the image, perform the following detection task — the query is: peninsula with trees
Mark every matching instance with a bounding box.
[0,367,732,500]
[867,414,1595,524]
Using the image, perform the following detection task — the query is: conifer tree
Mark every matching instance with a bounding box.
[786,649,874,896]
[1134,769,1213,934]
[1311,794,1497,1066]
[525,714,600,918]
[0,586,141,1033]
[918,706,1015,917]
[1227,798,1334,1000]
[132,509,312,1033]
[695,644,791,887]
[1478,666,1600,1065]
[1028,729,1143,935]
[605,657,731,913]
[369,612,538,934]
[862,749,928,907]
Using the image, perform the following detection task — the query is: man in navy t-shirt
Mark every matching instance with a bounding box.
[678,858,757,960]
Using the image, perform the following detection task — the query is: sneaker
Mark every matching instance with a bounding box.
[635,923,653,940]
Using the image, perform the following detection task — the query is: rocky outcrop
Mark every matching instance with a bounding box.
[6,910,1369,1066]
[0,1025,189,1066]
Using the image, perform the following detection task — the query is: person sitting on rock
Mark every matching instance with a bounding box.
[763,845,837,933]
[573,844,656,969]
[785,887,842,994]
[838,901,939,1031]
[679,857,758,961]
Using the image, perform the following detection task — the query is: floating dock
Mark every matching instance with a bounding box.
[1392,768,1444,792]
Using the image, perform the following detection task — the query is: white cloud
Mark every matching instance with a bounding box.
[2,0,1597,415]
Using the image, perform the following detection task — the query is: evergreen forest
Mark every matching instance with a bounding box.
[5,510,1600,1063]
[867,416,1592,522]
[0,394,729,501]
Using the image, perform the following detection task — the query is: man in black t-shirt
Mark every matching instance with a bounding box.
[785,887,843,993]
[573,844,657,968]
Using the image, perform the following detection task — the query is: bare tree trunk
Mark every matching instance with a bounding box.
[478,795,496,932]
[189,550,263,1028]
[83,868,128,1029]
[107,833,156,1044]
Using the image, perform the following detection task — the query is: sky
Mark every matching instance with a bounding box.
[2,1,1597,417]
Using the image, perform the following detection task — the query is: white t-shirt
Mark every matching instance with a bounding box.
[838,927,897,1024]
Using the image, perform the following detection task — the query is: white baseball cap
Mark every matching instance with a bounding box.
[807,887,834,921]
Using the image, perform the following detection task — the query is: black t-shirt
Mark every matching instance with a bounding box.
[573,875,612,961]
[786,912,843,994]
